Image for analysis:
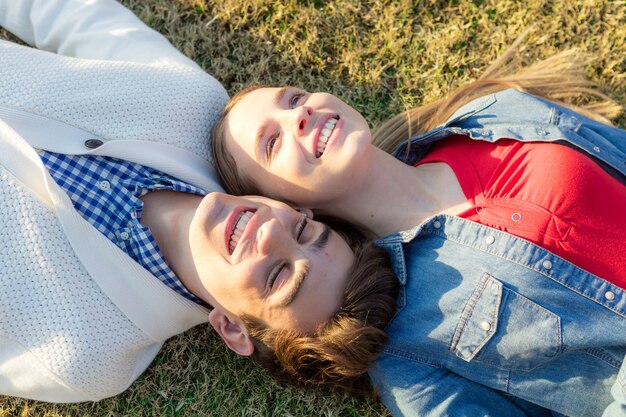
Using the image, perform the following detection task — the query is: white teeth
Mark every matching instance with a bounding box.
[229,211,253,253]
[316,117,337,158]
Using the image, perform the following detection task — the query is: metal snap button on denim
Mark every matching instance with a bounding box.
[542,260,553,270]
[605,291,615,301]
[593,146,601,153]
[480,321,492,331]
[433,221,442,229]
[485,236,495,244]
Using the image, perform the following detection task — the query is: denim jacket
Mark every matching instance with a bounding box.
[369,89,626,417]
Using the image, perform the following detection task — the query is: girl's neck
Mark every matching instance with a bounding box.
[318,146,469,238]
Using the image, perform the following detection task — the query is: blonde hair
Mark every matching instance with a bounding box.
[373,47,621,158]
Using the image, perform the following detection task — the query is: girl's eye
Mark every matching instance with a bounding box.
[289,92,305,109]
[266,133,279,161]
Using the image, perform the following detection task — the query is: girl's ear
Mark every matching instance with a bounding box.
[208,308,254,356]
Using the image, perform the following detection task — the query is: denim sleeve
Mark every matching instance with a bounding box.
[603,355,626,417]
[369,354,553,417]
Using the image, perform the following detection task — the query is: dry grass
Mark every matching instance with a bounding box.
[119,0,625,126]
[1,0,625,416]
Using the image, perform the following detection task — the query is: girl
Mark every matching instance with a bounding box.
[211,48,626,416]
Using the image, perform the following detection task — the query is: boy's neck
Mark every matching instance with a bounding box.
[139,190,202,291]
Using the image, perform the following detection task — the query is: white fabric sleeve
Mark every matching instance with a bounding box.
[0,0,199,67]
[0,338,91,402]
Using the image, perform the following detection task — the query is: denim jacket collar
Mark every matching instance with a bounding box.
[391,93,498,162]
[390,88,626,180]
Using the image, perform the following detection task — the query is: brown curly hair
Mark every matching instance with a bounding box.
[241,239,400,394]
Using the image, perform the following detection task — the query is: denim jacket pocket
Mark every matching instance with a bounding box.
[451,273,562,371]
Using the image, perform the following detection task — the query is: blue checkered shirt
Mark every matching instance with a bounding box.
[40,151,207,305]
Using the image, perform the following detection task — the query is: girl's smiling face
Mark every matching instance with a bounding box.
[222,87,372,206]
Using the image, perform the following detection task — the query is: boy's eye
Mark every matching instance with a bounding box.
[268,262,286,289]
[295,216,308,242]
[289,92,305,108]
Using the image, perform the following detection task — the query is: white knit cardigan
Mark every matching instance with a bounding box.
[0,0,228,402]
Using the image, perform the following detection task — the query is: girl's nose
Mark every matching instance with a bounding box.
[293,106,313,138]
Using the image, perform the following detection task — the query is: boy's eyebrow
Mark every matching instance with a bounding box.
[254,86,290,161]
[311,224,331,252]
[278,224,331,308]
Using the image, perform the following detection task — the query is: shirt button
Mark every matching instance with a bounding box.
[84,139,103,149]
[120,231,130,240]
[593,146,601,153]
[480,321,492,331]
[485,236,495,244]
[433,221,442,229]
[542,260,553,270]
[98,181,111,191]
[605,291,615,301]
[511,212,522,222]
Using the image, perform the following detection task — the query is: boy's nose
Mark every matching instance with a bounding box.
[256,218,289,255]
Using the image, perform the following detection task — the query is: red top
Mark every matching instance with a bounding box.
[416,135,626,289]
